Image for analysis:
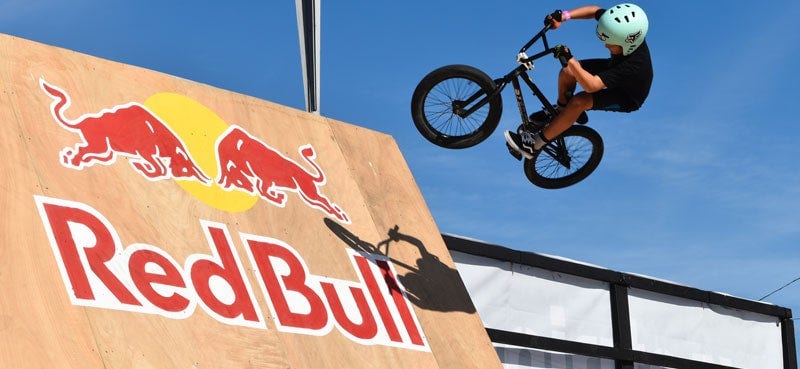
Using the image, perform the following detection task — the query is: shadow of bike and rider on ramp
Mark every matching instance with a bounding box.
[323,219,476,314]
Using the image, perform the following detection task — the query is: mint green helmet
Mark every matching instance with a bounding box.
[596,3,649,56]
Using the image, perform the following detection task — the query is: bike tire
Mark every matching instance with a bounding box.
[523,125,604,189]
[410,64,502,149]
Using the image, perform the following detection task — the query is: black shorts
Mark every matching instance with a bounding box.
[580,59,639,113]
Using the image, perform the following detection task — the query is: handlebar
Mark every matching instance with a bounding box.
[517,22,569,68]
[519,23,553,55]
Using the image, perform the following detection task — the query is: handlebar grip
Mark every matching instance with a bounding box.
[558,55,569,68]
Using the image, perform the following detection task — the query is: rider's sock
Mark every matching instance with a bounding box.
[533,132,551,150]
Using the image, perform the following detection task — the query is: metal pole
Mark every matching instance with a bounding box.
[295,0,320,114]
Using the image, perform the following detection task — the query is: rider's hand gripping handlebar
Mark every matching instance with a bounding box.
[544,10,564,28]
[553,44,573,68]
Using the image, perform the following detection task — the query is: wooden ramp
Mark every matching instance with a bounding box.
[0,34,501,369]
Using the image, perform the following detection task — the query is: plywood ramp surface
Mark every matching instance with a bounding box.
[0,34,501,368]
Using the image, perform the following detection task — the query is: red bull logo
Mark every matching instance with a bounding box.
[40,80,211,184]
[39,78,350,224]
[216,125,349,223]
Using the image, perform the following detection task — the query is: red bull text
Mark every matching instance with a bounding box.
[34,196,428,351]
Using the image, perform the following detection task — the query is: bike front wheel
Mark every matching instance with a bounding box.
[410,64,503,149]
[523,125,604,189]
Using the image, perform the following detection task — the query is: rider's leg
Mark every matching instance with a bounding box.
[508,93,593,158]
[535,93,593,149]
[529,67,580,126]
[557,66,578,107]
[550,66,589,124]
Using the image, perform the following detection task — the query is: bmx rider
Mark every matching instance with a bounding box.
[505,3,653,160]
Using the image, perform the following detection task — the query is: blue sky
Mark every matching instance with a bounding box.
[4,0,799,353]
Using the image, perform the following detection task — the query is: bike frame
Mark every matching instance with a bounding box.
[456,24,575,168]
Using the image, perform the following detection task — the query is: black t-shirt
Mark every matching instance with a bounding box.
[597,41,653,107]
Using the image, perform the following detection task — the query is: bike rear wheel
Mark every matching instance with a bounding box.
[410,64,502,149]
[523,125,604,189]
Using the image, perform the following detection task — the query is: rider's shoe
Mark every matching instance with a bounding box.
[504,130,539,160]
[529,105,589,125]
[506,142,523,161]
[516,123,536,136]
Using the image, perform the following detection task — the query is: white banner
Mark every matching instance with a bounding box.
[495,345,616,369]
[452,251,613,346]
[452,250,786,369]
[628,288,783,369]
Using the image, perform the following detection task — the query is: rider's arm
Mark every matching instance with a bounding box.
[549,6,601,28]
[563,6,602,20]
[559,5,605,92]
[565,58,605,93]
[552,5,606,92]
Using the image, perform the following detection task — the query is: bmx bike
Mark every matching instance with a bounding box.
[410,23,603,189]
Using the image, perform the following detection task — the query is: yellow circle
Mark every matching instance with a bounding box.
[144,93,258,212]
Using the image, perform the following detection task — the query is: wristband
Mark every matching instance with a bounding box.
[562,10,571,20]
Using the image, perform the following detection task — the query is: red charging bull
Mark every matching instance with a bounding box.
[216,125,350,224]
[39,79,210,184]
